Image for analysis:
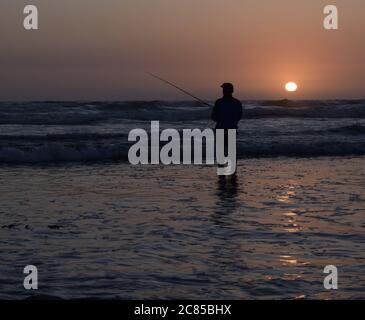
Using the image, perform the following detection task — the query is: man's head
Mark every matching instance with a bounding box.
[221,83,234,97]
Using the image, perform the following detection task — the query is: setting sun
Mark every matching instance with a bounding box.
[285,82,298,92]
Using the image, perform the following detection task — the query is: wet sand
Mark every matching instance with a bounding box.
[0,157,364,299]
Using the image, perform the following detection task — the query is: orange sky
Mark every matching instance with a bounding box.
[1,0,364,100]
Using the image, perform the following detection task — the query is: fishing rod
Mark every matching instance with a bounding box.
[146,72,214,108]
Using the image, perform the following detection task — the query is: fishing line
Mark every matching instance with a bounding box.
[146,72,215,127]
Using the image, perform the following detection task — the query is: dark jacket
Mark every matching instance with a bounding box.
[211,97,243,129]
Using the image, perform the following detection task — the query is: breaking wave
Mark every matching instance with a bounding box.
[0,133,364,164]
[0,100,364,164]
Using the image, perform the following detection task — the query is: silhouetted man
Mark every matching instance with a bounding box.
[212,82,242,157]
[212,83,242,130]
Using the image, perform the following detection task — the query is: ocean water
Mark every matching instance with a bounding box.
[0,100,364,163]
[0,158,364,299]
[0,100,364,299]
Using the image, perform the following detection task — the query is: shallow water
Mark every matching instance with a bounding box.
[0,157,364,299]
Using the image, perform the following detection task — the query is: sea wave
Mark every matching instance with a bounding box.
[0,100,364,125]
[0,142,130,164]
[328,124,365,135]
[1,100,364,164]
[1,138,364,164]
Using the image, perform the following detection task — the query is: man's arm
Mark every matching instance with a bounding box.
[211,101,219,122]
